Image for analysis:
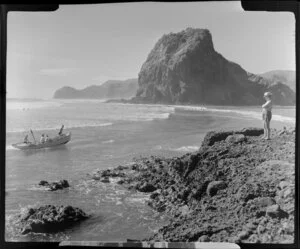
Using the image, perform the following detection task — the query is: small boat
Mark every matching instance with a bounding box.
[12,132,71,150]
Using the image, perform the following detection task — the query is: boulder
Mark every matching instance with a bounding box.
[19,205,89,234]
[202,128,263,146]
[266,204,288,219]
[38,180,49,186]
[251,197,276,208]
[202,131,234,147]
[198,235,210,242]
[278,181,290,190]
[225,134,246,144]
[38,180,70,191]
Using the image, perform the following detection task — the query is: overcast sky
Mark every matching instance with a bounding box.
[7,2,295,99]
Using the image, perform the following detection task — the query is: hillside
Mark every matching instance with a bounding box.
[260,70,295,92]
[53,78,138,99]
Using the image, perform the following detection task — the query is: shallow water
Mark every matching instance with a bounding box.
[5,99,295,241]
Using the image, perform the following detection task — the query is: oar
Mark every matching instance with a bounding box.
[30,129,36,144]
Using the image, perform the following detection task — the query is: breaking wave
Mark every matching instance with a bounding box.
[6,122,113,134]
[7,100,63,110]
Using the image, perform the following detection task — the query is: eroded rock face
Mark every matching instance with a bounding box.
[18,205,89,234]
[133,28,295,105]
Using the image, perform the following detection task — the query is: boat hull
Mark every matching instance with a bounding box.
[12,132,71,150]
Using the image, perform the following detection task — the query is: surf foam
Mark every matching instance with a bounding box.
[6,122,113,134]
[175,105,295,123]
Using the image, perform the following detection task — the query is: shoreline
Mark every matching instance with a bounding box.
[92,127,295,243]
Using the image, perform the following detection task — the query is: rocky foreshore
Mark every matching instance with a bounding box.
[38,179,70,191]
[92,127,295,243]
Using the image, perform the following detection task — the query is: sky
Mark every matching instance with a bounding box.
[7,2,295,99]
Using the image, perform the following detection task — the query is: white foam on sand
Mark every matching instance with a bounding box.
[175,105,295,123]
[7,100,63,110]
[173,146,200,152]
[153,144,200,153]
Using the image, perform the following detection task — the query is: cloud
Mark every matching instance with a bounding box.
[92,75,126,82]
[38,68,77,76]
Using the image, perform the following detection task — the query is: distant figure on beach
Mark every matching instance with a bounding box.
[40,134,45,144]
[24,135,29,144]
[58,125,64,135]
[262,92,272,140]
[45,135,49,142]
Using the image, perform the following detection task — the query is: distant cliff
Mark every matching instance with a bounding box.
[260,70,295,92]
[53,79,138,99]
[132,28,295,106]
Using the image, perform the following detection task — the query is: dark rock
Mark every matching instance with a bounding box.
[266,204,288,219]
[38,180,70,191]
[100,177,110,183]
[18,205,89,234]
[117,179,125,185]
[237,230,250,240]
[150,191,160,199]
[21,225,32,235]
[59,180,70,188]
[138,183,157,192]
[38,180,49,186]
[206,181,227,197]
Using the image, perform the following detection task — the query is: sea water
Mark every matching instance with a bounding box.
[5,98,295,241]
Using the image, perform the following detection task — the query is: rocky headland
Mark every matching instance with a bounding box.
[52,28,295,106]
[92,127,295,243]
[132,28,295,105]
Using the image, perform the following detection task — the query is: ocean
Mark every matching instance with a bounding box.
[5,98,296,241]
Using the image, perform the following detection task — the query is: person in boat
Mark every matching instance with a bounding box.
[58,125,64,135]
[262,92,272,140]
[40,134,45,144]
[45,135,49,142]
[24,135,29,144]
